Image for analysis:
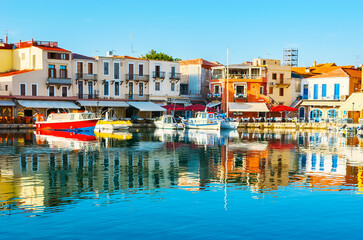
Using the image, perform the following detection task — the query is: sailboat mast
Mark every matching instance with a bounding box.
[226,48,229,116]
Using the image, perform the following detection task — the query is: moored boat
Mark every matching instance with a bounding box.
[154,115,184,129]
[185,112,221,130]
[36,112,100,131]
[95,112,132,130]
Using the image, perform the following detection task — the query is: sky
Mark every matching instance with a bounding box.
[2,0,363,66]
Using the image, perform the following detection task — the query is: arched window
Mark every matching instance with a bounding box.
[327,109,338,118]
[310,109,322,120]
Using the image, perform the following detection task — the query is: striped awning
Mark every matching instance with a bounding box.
[77,100,129,107]
[0,100,15,107]
[17,100,80,109]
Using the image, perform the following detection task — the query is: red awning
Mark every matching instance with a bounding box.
[270,105,298,112]
[162,104,185,111]
[185,104,214,111]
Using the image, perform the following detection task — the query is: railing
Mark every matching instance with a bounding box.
[152,71,166,79]
[125,74,150,81]
[47,78,72,85]
[78,93,99,99]
[169,72,181,80]
[76,73,97,80]
[181,90,202,97]
[234,94,247,99]
[125,94,149,101]
[207,93,222,100]
[212,74,264,80]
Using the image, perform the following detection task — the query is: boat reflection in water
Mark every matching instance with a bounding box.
[1,129,363,238]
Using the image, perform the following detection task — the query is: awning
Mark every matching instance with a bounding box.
[339,92,363,111]
[127,101,166,111]
[17,100,80,109]
[207,102,222,108]
[301,100,342,107]
[77,100,129,108]
[228,102,269,112]
[0,100,15,107]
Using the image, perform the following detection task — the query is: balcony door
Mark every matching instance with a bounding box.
[78,81,84,98]
[129,63,134,80]
[129,82,133,99]
[88,81,93,99]
[155,65,160,78]
[77,62,83,79]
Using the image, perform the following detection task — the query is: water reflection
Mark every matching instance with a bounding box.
[1,129,363,215]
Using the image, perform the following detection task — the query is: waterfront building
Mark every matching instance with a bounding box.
[179,59,221,104]
[298,67,361,122]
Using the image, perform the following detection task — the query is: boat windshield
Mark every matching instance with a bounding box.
[81,113,94,119]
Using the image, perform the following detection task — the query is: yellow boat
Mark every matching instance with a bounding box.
[95,112,132,130]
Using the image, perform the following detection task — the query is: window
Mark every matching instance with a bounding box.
[48,52,69,60]
[139,64,144,76]
[272,73,277,80]
[31,84,37,96]
[269,87,273,94]
[155,82,160,91]
[60,65,67,78]
[171,82,175,91]
[180,84,188,95]
[214,85,220,94]
[260,86,264,95]
[327,109,338,118]
[104,81,109,96]
[262,60,266,65]
[171,66,176,78]
[103,61,110,76]
[314,84,318,99]
[236,85,245,95]
[20,83,26,96]
[114,81,120,96]
[322,84,327,97]
[303,84,308,99]
[5,85,8,91]
[88,63,93,74]
[279,88,284,96]
[139,83,144,96]
[49,86,55,96]
[114,62,120,79]
[61,87,68,97]
[48,65,56,78]
[280,74,284,84]
[334,84,340,100]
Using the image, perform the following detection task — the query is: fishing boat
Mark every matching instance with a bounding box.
[35,112,99,131]
[95,112,132,130]
[154,115,184,129]
[185,111,221,130]
[216,114,239,129]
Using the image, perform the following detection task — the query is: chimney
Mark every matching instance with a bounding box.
[313,61,317,67]
[106,51,113,57]
[305,67,310,73]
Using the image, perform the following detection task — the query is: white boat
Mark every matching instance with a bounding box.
[95,112,132,130]
[185,112,221,130]
[357,125,363,136]
[216,115,239,129]
[154,115,184,129]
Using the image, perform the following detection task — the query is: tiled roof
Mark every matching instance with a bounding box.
[113,55,142,60]
[72,53,95,60]
[0,43,13,49]
[36,46,71,52]
[292,63,355,78]
[0,69,37,77]
[308,67,361,79]
[180,58,222,69]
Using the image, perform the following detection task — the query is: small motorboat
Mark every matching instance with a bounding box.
[217,114,239,130]
[36,112,99,132]
[95,112,132,130]
[185,111,221,130]
[154,115,184,129]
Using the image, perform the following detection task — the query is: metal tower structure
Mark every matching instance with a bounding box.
[283,48,298,67]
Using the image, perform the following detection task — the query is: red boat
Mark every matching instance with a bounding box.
[35,112,100,131]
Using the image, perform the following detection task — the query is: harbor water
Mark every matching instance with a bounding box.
[1,129,363,239]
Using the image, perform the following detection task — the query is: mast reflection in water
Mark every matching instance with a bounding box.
[1,129,363,239]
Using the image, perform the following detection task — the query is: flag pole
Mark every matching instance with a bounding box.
[226,48,229,117]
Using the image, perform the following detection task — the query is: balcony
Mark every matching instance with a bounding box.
[125,74,150,81]
[234,93,247,100]
[212,74,264,80]
[78,92,99,100]
[169,72,181,80]
[153,71,166,80]
[47,78,72,85]
[207,93,222,100]
[125,94,150,101]
[76,73,98,80]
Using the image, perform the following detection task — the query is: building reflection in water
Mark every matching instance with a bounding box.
[1,129,363,214]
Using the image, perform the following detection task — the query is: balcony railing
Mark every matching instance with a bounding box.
[212,74,264,80]
[76,73,98,80]
[207,93,222,100]
[234,93,247,99]
[78,92,99,100]
[153,71,166,79]
[125,74,150,81]
[169,72,181,80]
[47,78,72,85]
[125,94,150,101]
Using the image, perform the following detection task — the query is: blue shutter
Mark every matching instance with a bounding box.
[334,84,340,99]
[314,84,318,99]
[322,84,327,97]
[303,84,309,99]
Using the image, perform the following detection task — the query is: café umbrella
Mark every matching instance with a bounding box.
[185,104,214,112]
[162,104,185,111]
[270,105,298,119]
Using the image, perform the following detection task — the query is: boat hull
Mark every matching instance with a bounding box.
[95,120,132,130]
[221,121,239,130]
[154,121,184,129]
[185,122,221,130]
[36,119,99,132]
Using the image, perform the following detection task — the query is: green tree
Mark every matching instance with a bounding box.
[140,50,181,61]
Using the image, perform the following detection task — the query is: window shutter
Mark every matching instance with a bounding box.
[65,54,69,60]
[48,68,51,78]
[48,52,51,59]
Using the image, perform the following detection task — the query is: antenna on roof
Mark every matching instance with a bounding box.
[4,30,8,44]
[354,55,360,68]
[130,33,136,54]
